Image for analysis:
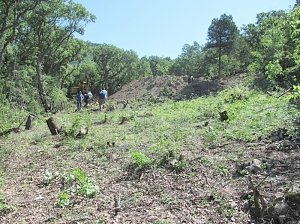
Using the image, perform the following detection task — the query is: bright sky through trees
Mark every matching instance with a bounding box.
[74,0,294,59]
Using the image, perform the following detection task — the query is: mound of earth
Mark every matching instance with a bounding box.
[109,75,237,102]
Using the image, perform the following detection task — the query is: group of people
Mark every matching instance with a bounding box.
[76,88,108,111]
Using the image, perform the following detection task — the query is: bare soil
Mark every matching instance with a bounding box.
[109,75,238,102]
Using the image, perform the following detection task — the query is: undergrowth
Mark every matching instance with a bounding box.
[0,80,299,223]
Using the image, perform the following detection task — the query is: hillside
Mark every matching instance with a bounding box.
[0,75,299,224]
[109,75,239,102]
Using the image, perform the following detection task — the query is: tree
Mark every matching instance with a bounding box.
[137,57,151,78]
[0,0,41,69]
[146,56,173,76]
[206,14,239,76]
[92,44,141,94]
[170,42,202,76]
[15,0,95,111]
[242,10,293,84]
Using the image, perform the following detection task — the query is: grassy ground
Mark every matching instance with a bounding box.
[0,82,299,223]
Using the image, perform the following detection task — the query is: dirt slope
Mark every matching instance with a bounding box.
[109,75,232,102]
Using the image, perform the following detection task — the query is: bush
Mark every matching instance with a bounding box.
[130,150,153,170]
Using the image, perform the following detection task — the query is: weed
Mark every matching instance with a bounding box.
[61,113,91,138]
[43,170,56,185]
[56,191,71,208]
[172,158,189,172]
[158,150,189,173]
[0,193,13,214]
[214,162,230,176]
[94,218,107,224]
[198,156,213,165]
[61,168,99,198]
[130,150,153,171]
[123,192,144,207]
[119,113,135,124]
[69,168,99,198]
[159,193,176,205]
[207,192,234,218]
[77,181,99,198]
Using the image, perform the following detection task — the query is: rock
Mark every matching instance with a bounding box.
[245,159,262,174]
[273,201,289,217]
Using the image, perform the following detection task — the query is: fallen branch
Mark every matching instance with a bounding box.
[277,86,293,98]
[114,194,121,216]
[0,116,27,136]
[248,176,268,219]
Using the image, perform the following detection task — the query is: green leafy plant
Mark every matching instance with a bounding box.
[130,150,153,170]
[56,191,71,208]
[214,162,230,176]
[0,194,13,214]
[159,151,189,172]
[207,192,234,218]
[159,193,176,205]
[43,170,55,185]
[69,168,99,198]
[61,168,99,199]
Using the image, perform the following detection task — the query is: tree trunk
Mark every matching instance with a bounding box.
[36,59,50,112]
[218,46,222,77]
[46,117,60,135]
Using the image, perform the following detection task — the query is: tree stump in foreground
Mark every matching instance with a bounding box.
[25,114,35,130]
[46,117,60,135]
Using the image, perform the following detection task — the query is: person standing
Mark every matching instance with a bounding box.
[76,90,84,111]
[84,91,93,107]
[98,88,108,111]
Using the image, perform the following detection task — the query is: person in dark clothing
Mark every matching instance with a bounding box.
[76,90,84,111]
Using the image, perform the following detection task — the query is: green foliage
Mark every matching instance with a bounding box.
[56,191,71,208]
[159,193,176,205]
[0,0,95,112]
[61,113,91,138]
[207,192,234,218]
[0,91,27,133]
[0,194,13,214]
[130,150,153,170]
[48,87,70,110]
[243,9,300,86]
[92,44,142,93]
[53,168,99,207]
[146,56,173,76]
[206,14,239,76]
[158,150,189,172]
[214,162,230,176]
[170,42,202,76]
[64,168,99,198]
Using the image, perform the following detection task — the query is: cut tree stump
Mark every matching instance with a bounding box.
[46,117,61,135]
[25,114,35,130]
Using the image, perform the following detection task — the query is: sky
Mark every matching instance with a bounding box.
[74,0,295,59]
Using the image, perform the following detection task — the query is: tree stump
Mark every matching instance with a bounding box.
[219,110,229,122]
[46,117,60,135]
[25,114,35,130]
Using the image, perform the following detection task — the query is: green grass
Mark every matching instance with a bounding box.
[41,84,299,164]
[1,84,298,164]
